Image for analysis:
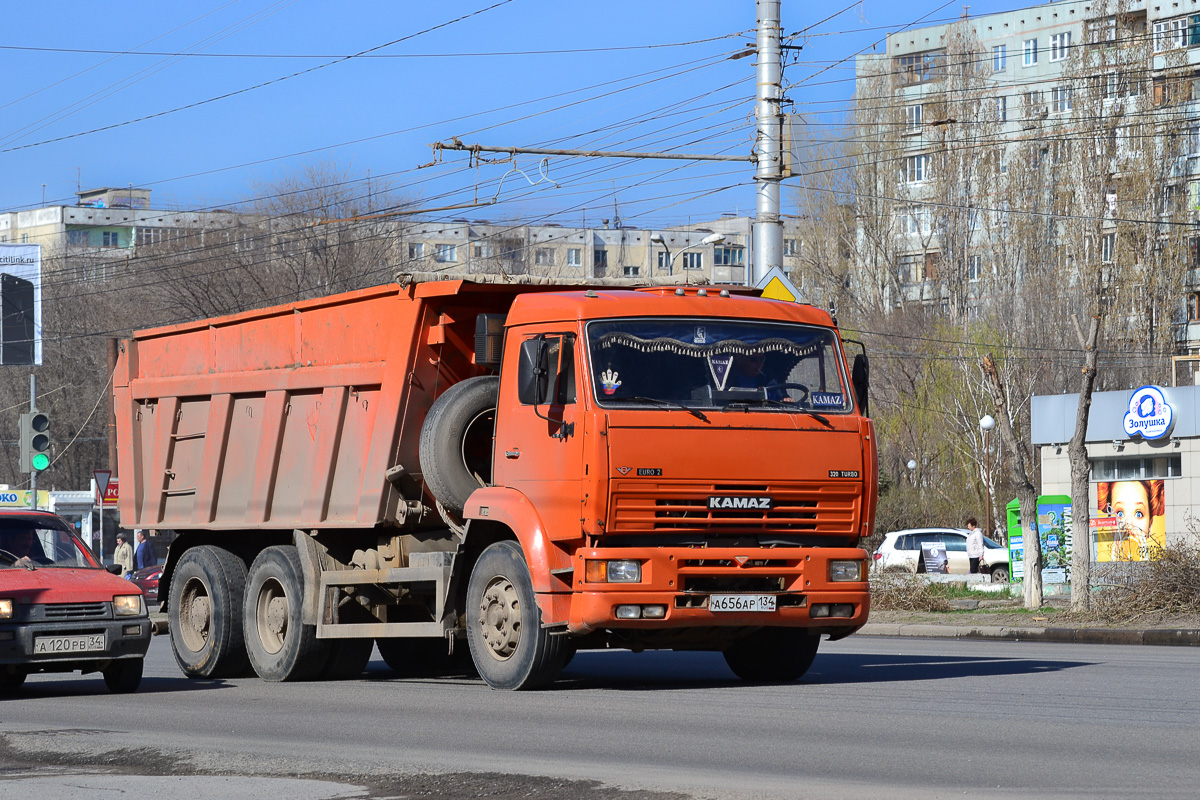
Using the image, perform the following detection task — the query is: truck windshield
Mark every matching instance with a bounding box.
[587,318,852,413]
[0,519,98,569]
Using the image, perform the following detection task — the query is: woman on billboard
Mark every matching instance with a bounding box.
[1096,480,1166,561]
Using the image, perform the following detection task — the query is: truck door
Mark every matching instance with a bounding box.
[493,331,584,540]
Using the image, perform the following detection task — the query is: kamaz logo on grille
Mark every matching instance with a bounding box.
[708,496,773,510]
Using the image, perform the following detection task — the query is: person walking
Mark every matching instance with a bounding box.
[134,530,157,570]
[113,532,135,578]
[966,517,985,574]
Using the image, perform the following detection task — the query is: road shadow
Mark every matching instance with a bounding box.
[2,674,235,699]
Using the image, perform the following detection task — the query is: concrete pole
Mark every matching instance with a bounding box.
[753,0,784,287]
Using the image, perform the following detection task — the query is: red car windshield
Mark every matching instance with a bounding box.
[0,518,99,569]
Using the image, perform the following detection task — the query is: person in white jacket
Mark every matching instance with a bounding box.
[965,517,985,574]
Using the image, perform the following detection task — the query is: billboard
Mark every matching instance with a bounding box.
[1095,480,1166,561]
[0,243,42,365]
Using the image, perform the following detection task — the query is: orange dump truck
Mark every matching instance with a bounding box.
[114,278,877,689]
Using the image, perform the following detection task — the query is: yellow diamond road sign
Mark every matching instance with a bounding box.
[755,266,802,303]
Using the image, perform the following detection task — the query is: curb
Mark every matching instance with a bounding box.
[857,623,1200,646]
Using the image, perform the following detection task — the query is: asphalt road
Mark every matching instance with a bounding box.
[1,633,1197,799]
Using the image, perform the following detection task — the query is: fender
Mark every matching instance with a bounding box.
[463,487,574,593]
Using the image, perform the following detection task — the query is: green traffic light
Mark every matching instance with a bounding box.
[31,452,49,471]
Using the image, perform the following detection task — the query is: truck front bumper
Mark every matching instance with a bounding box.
[564,545,870,635]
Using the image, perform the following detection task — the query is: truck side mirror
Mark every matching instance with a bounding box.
[518,337,549,405]
[852,353,869,417]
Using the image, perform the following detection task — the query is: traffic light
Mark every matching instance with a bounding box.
[19,411,50,473]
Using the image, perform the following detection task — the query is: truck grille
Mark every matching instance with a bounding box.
[44,603,108,619]
[609,482,859,536]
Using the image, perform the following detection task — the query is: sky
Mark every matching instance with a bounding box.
[0,0,1027,229]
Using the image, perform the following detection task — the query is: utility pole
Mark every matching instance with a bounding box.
[29,374,37,511]
[753,0,784,287]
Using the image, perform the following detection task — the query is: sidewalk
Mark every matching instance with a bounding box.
[857,621,1200,646]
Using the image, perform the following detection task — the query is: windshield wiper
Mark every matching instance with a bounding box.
[725,397,834,428]
[612,396,710,423]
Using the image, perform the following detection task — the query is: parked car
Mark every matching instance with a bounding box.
[129,564,162,605]
[0,511,152,693]
[874,527,1011,582]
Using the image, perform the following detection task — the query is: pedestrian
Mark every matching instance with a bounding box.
[966,517,985,574]
[134,529,157,570]
[114,531,135,577]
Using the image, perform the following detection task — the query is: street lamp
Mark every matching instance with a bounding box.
[650,232,726,275]
[979,415,996,540]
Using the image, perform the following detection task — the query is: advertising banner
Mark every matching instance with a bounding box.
[1095,480,1165,561]
[0,243,42,365]
[1007,495,1072,583]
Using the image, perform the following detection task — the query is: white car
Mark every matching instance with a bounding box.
[873,527,1010,582]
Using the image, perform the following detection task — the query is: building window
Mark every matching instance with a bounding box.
[905,104,922,133]
[1153,73,1196,106]
[67,230,88,246]
[898,205,930,235]
[594,248,608,269]
[534,247,554,266]
[20,233,29,243]
[783,238,800,257]
[1051,86,1072,113]
[1087,17,1117,46]
[1101,232,1116,264]
[1154,17,1188,52]
[102,231,120,248]
[1091,456,1181,481]
[714,246,745,266]
[1189,292,1200,320]
[681,252,703,270]
[434,244,457,262]
[896,51,944,85]
[992,44,1006,71]
[472,242,491,259]
[1023,39,1038,66]
[408,242,425,259]
[656,251,669,271]
[996,95,1007,122]
[567,248,581,267]
[897,253,923,284]
[622,266,640,277]
[968,255,983,282]
[1050,32,1071,62]
[901,154,929,184]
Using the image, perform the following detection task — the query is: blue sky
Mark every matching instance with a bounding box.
[0,0,1023,227]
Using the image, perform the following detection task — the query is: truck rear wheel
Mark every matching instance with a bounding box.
[319,639,374,680]
[243,545,329,681]
[466,541,570,690]
[103,657,144,693]
[169,545,249,679]
[722,629,820,683]
[419,375,499,516]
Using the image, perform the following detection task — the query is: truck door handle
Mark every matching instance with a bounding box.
[505,449,520,459]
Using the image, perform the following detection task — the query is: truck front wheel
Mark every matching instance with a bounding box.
[722,629,820,683]
[466,541,570,690]
[243,546,329,681]
[168,545,249,678]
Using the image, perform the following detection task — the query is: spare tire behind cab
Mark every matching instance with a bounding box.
[419,375,500,516]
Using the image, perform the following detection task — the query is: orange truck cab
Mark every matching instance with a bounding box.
[115,278,875,690]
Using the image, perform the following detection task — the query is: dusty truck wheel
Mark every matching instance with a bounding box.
[466,541,570,690]
[377,637,475,677]
[723,629,820,683]
[168,545,249,678]
[419,376,499,516]
[318,639,374,680]
[243,546,329,682]
[103,658,144,693]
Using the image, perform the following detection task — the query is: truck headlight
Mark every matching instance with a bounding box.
[829,560,864,582]
[0,599,11,619]
[584,559,642,583]
[113,595,145,616]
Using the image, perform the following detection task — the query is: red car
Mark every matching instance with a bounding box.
[0,511,151,693]
[130,564,162,604]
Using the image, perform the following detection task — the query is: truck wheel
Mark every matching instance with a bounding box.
[377,637,451,675]
[169,545,250,679]
[723,629,820,683]
[319,639,374,680]
[243,546,329,682]
[419,376,499,516]
[466,541,569,690]
[103,658,144,693]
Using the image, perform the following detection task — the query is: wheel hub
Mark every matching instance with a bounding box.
[478,577,520,660]
[255,579,289,655]
[178,578,212,653]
